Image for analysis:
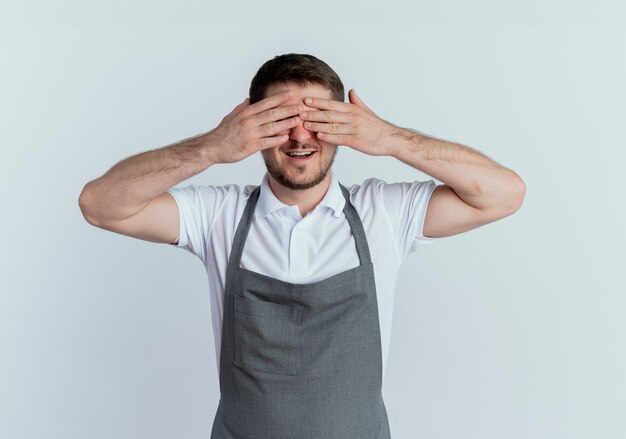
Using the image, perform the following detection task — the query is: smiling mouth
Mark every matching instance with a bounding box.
[284,150,317,158]
[285,150,317,161]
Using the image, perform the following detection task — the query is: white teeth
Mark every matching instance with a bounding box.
[287,151,314,156]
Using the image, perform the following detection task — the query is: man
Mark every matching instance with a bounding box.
[79,53,525,438]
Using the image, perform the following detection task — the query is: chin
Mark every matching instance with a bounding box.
[261,146,337,190]
[271,171,328,191]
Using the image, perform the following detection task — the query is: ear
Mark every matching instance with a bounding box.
[348,89,375,115]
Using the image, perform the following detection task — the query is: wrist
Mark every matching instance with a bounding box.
[197,130,219,167]
[171,131,217,172]
[389,127,426,159]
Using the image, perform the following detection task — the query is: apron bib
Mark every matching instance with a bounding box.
[210,183,391,438]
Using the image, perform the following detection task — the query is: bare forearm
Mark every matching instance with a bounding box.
[79,131,215,223]
[391,128,525,212]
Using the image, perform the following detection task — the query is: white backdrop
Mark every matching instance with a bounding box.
[1,1,625,438]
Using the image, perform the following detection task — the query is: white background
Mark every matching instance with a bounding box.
[1,1,625,438]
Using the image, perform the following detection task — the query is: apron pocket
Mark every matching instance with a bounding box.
[233,295,302,376]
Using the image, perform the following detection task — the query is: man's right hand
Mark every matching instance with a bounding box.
[205,90,309,165]
[79,90,308,246]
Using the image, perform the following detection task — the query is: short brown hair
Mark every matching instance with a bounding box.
[249,53,345,104]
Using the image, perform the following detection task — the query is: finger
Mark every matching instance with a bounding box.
[257,134,290,151]
[232,97,250,114]
[315,132,350,144]
[303,121,354,135]
[350,89,376,115]
[349,89,367,108]
[299,109,353,124]
[243,90,293,117]
[303,96,352,112]
[255,115,302,138]
[254,103,308,126]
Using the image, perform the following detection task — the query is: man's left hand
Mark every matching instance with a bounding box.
[299,89,406,156]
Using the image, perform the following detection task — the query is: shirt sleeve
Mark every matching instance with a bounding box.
[166,184,230,263]
[372,178,439,258]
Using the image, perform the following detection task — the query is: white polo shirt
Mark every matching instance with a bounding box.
[166,169,438,380]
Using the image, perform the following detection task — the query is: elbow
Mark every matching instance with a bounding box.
[78,183,101,227]
[506,175,526,214]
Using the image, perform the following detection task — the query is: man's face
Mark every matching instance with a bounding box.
[260,82,339,190]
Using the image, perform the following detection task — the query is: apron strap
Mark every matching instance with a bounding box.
[228,185,261,269]
[228,182,373,269]
[339,183,373,266]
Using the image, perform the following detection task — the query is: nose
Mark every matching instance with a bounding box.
[289,120,313,144]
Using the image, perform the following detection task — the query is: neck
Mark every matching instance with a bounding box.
[267,173,332,218]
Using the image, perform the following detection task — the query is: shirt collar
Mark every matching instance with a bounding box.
[254,169,345,220]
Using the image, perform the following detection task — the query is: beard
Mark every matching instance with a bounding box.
[261,147,338,190]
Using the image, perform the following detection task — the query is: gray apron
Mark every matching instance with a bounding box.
[210,183,391,439]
